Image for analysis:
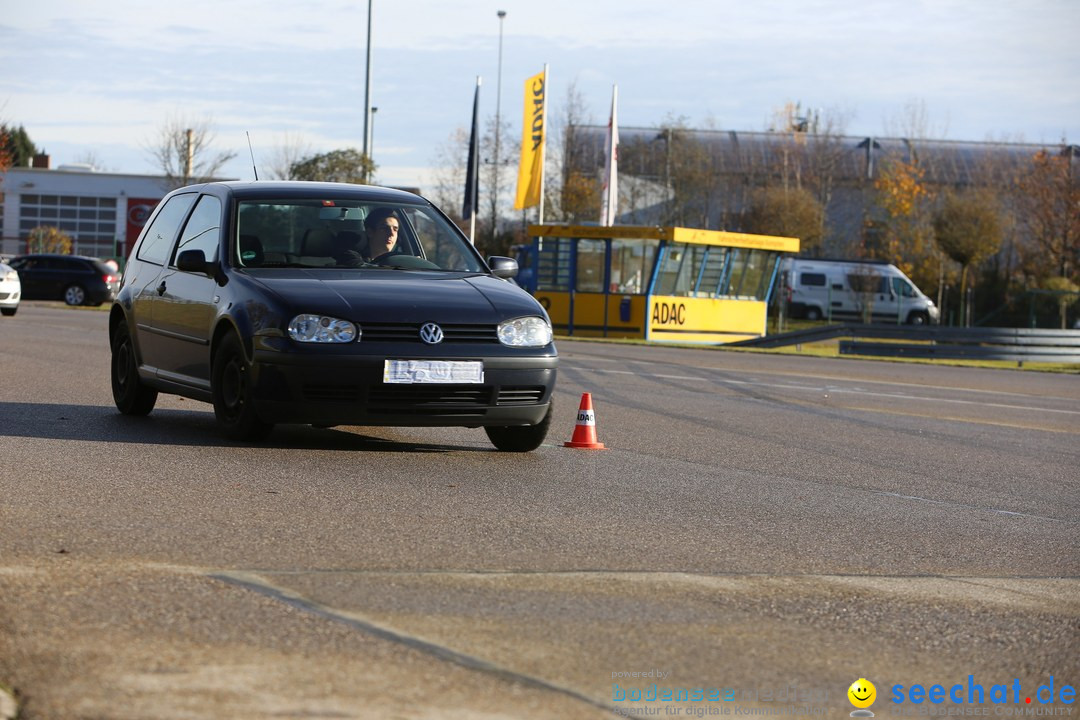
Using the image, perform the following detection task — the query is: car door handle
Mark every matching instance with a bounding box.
[157,281,167,296]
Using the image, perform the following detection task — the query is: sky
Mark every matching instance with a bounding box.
[2,0,1078,195]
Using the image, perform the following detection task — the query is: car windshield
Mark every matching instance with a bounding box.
[235,199,486,272]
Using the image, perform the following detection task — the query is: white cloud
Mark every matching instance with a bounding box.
[4,0,1077,194]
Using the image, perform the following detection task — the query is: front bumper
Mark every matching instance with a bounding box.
[250,341,558,427]
[0,288,19,308]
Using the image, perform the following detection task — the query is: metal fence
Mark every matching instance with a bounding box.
[732,324,1080,363]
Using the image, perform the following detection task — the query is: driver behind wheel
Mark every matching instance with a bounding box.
[334,207,402,266]
[362,208,401,260]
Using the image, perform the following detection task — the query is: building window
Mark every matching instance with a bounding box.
[19,193,121,256]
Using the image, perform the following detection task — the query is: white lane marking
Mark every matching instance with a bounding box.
[576,367,1080,417]
[873,491,1072,523]
[562,352,1073,401]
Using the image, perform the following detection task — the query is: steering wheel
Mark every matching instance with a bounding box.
[369,251,397,265]
[371,253,440,270]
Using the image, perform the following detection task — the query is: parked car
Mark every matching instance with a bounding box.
[0,260,20,316]
[782,257,939,325]
[109,181,558,451]
[7,253,120,306]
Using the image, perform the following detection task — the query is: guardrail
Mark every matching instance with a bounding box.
[731,325,1080,363]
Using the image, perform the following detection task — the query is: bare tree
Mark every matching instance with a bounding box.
[554,80,598,224]
[1015,147,1080,281]
[145,114,237,188]
[847,264,884,324]
[883,98,950,140]
[482,112,517,247]
[73,150,109,171]
[265,131,313,180]
[429,127,471,227]
[1042,276,1079,329]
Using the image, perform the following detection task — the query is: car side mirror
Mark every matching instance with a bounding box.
[487,256,518,279]
[176,249,211,275]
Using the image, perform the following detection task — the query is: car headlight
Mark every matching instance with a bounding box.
[3,271,17,282]
[497,316,552,347]
[288,314,358,343]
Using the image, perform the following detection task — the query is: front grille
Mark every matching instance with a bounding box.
[497,386,545,405]
[360,322,498,343]
[367,385,493,416]
[303,384,361,403]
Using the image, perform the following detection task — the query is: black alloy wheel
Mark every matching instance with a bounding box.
[111,320,158,415]
[212,333,273,441]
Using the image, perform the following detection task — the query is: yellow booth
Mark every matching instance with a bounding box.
[517,224,799,344]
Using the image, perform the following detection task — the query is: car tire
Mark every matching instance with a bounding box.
[64,284,86,306]
[907,311,929,325]
[805,307,822,321]
[485,401,553,452]
[1,307,15,317]
[111,321,157,416]
[212,332,273,442]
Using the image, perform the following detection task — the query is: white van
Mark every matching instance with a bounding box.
[782,258,939,325]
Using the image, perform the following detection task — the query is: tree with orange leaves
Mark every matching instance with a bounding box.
[870,155,942,299]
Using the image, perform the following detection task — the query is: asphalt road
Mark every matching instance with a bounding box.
[1,303,1077,719]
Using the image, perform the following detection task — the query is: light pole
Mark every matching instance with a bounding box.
[362,0,374,183]
[495,10,506,166]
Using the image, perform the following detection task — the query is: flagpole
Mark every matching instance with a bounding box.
[600,84,619,226]
[538,64,548,225]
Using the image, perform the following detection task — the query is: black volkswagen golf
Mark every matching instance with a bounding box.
[109,181,557,451]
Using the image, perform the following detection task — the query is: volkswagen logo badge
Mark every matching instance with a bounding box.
[419,322,444,344]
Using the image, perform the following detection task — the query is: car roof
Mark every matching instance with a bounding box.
[14,253,102,261]
[183,181,428,204]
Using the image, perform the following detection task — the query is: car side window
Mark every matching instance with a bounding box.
[173,195,222,265]
[137,194,197,266]
[892,277,916,297]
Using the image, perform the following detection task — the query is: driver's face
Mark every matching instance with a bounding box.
[371,218,399,254]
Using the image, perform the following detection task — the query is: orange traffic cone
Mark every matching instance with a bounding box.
[564,392,607,449]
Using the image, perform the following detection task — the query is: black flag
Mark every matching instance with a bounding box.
[463,78,481,221]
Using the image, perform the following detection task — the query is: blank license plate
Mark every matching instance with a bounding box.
[383,360,484,384]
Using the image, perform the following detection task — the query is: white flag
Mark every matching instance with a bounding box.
[600,85,619,226]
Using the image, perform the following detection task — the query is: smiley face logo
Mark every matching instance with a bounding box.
[848,678,877,709]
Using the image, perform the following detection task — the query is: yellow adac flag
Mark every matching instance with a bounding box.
[514,69,546,210]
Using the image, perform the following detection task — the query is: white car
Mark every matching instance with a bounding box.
[0,261,20,316]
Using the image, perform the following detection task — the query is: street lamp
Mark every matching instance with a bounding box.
[492,10,506,237]
[495,10,506,168]
[362,0,374,183]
